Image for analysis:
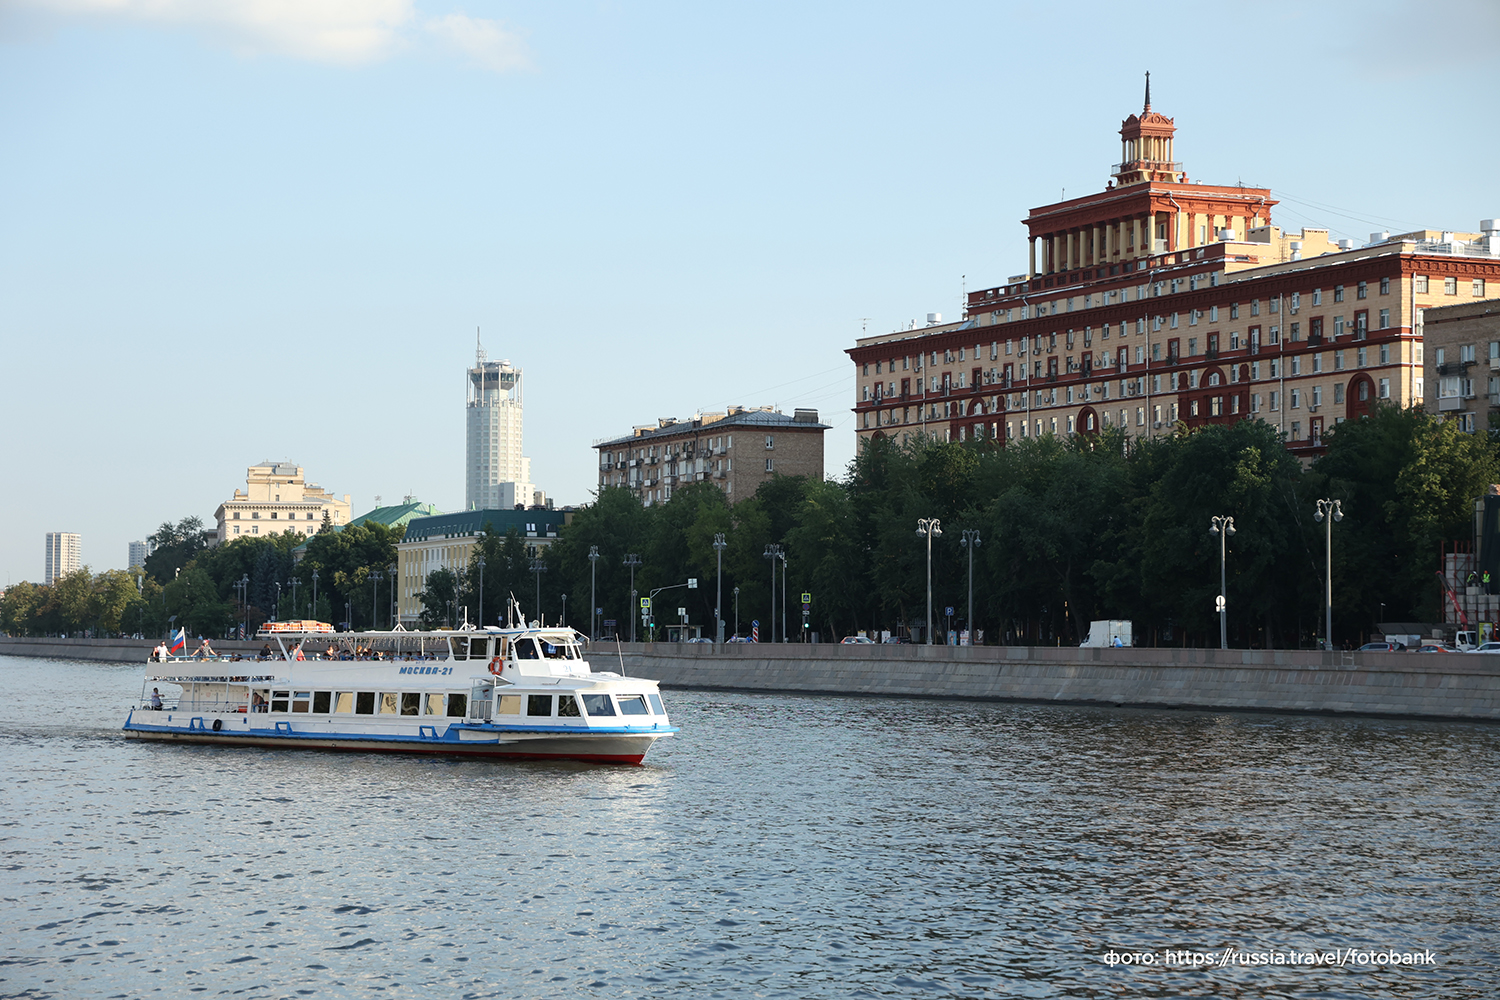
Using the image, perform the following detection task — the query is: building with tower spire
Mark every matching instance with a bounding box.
[849,77,1500,455]
[466,334,535,510]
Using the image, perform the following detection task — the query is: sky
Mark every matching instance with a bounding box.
[3,0,1498,585]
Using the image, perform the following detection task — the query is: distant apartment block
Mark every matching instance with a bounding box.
[595,407,828,505]
[214,461,351,542]
[128,540,151,570]
[1421,300,1500,433]
[45,532,81,584]
[466,341,534,511]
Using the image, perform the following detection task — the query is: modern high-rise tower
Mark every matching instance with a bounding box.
[45,532,81,584]
[465,337,533,510]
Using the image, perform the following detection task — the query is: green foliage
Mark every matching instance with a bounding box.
[143,516,207,584]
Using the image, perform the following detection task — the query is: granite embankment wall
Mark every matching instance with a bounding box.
[5,637,1498,721]
[612,642,1500,722]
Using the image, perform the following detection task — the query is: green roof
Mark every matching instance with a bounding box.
[348,500,442,530]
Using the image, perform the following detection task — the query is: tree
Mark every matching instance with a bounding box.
[143,516,207,584]
[417,568,458,627]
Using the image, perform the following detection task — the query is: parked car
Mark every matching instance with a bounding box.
[881,636,913,644]
[1416,643,1457,653]
[841,635,876,644]
[1469,641,1500,654]
[1358,641,1406,651]
[727,635,752,643]
[686,637,714,644]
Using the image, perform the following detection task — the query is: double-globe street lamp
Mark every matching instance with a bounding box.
[370,571,383,630]
[623,553,642,642]
[588,545,600,641]
[916,518,942,644]
[476,555,485,628]
[960,529,981,645]
[531,557,547,625]
[1313,499,1344,650]
[1209,515,1235,649]
[713,533,727,643]
[763,544,784,643]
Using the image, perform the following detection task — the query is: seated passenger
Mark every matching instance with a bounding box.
[149,688,163,710]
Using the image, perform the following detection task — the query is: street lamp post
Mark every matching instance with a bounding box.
[288,577,301,620]
[388,563,397,628]
[274,581,282,622]
[239,573,249,638]
[763,544,783,643]
[370,571,382,630]
[916,518,942,644]
[1314,499,1343,650]
[476,555,485,628]
[531,557,547,625]
[561,593,568,627]
[733,585,740,639]
[588,545,600,641]
[960,529,981,645]
[311,569,319,621]
[623,554,641,642]
[1209,516,1236,649]
[713,533,727,643]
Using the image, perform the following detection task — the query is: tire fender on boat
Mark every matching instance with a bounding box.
[212,718,223,732]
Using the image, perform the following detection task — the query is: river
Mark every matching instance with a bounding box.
[1,654,1496,998]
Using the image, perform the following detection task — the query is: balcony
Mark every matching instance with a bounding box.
[1438,396,1463,412]
[1205,348,1220,359]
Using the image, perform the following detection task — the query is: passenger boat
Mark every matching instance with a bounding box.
[122,614,676,765]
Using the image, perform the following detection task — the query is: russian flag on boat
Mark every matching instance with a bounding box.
[168,628,187,655]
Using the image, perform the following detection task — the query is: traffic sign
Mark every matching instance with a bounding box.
[688,578,698,589]
[945,606,954,617]
[640,597,652,610]
[801,592,811,604]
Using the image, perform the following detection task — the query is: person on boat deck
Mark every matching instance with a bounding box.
[292,642,306,661]
[151,642,167,662]
[149,688,163,710]
[259,643,272,660]
[251,692,267,712]
[195,638,216,659]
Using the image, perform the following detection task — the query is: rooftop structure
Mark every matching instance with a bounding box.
[849,81,1500,456]
[595,406,828,505]
[466,336,534,511]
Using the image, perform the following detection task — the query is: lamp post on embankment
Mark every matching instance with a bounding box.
[1314,499,1343,650]
[1209,515,1235,650]
[960,529,980,644]
[916,518,942,644]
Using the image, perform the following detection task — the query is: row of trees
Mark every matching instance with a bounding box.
[6,403,1489,647]
[433,404,1493,648]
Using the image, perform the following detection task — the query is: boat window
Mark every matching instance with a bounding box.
[498,695,522,715]
[313,691,331,714]
[271,690,289,713]
[515,639,540,660]
[379,693,399,715]
[424,693,444,715]
[564,644,580,660]
[526,694,553,717]
[558,694,580,717]
[541,640,566,659]
[401,693,420,716]
[292,693,311,713]
[355,691,376,714]
[447,693,467,718]
[335,692,354,713]
[581,693,615,717]
[452,638,468,660]
[648,693,665,715]
[616,695,650,716]
[470,638,489,658]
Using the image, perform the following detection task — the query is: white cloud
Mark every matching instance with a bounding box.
[16,0,531,71]
[425,13,528,73]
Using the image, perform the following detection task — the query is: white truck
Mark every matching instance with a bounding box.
[1081,620,1133,648]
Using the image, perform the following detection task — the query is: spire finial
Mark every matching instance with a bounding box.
[1144,70,1151,112]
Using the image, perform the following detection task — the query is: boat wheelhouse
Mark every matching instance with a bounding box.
[123,624,675,765]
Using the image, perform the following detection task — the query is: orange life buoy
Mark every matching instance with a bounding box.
[489,656,505,677]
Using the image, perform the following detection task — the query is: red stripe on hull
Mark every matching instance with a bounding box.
[123,730,651,765]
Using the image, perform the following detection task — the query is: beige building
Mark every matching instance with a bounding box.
[1422,300,1500,433]
[595,407,828,505]
[395,508,569,625]
[214,462,351,543]
[45,531,81,585]
[849,88,1500,457]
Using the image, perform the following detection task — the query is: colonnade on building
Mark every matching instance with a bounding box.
[1026,206,1270,278]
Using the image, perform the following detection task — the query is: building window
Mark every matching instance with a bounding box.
[765,458,774,472]
[1335,351,1345,371]
[1291,388,1301,409]
[1445,277,1458,295]
[1291,421,1301,440]
[1379,309,1390,329]
[1334,285,1344,303]
[1270,391,1280,411]
[764,435,774,449]
[1313,353,1323,373]
[1380,344,1391,364]
[1251,393,1261,413]
[233,526,240,534]
[233,512,241,520]
[1334,383,1345,404]
[1313,385,1323,407]
[1379,378,1391,398]
[1358,347,1368,367]
[1380,277,1390,295]
[252,512,260,519]
[1359,281,1369,299]
[1359,380,1370,401]
[1476,279,1488,297]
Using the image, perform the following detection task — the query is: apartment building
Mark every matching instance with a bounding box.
[595,407,828,505]
[215,461,351,542]
[1422,300,1500,433]
[45,532,81,585]
[394,508,569,625]
[850,85,1500,455]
